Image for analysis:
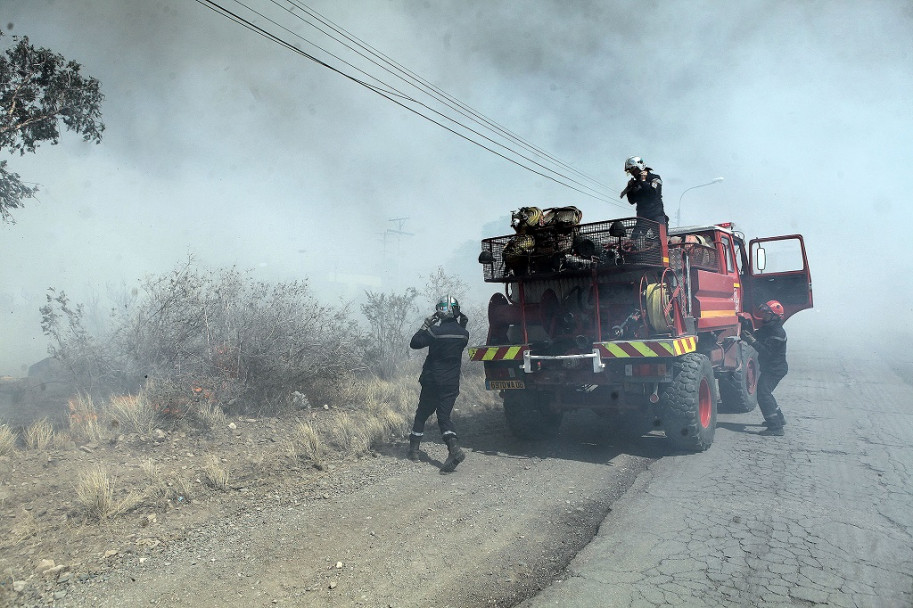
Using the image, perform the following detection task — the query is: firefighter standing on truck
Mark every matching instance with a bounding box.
[742,300,788,436]
[620,156,668,240]
[407,295,470,472]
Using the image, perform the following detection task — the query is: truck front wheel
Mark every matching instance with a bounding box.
[503,390,563,440]
[660,353,718,452]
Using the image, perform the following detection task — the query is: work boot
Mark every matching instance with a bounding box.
[763,410,787,428]
[440,436,466,473]
[758,426,784,436]
[407,435,421,461]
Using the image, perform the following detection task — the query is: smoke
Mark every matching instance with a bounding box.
[1,0,911,373]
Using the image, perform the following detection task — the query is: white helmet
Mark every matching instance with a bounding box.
[624,156,646,173]
[435,295,460,320]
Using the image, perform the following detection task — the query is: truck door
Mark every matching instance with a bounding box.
[719,233,742,314]
[747,235,813,322]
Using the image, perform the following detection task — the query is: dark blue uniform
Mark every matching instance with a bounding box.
[409,317,469,440]
[623,170,667,240]
[746,320,788,428]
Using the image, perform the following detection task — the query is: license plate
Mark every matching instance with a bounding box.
[487,380,525,390]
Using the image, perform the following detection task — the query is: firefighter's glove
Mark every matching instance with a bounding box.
[421,315,438,331]
[742,331,756,346]
[620,178,640,200]
[456,312,469,328]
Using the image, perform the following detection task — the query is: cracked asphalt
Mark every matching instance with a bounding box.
[521,345,913,608]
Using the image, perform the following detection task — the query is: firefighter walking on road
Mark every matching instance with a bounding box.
[742,300,788,436]
[408,295,470,472]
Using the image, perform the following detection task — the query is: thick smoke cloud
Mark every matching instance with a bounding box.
[2,0,911,373]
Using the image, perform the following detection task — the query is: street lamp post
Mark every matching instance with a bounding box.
[676,177,724,227]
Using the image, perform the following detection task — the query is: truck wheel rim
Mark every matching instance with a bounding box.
[699,379,712,428]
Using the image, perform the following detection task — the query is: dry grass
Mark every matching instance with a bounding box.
[139,459,194,504]
[51,430,74,450]
[191,399,227,429]
[139,458,168,500]
[107,392,159,436]
[9,508,39,545]
[73,465,145,521]
[289,420,323,466]
[23,418,55,450]
[202,455,230,490]
[140,458,162,481]
[0,423,15,455]
[169,475,194,503]
[360,415,389,450]
[67,393,103,443]
[330,412,370,455]
[379,408,409,436]
[74,465,116,520]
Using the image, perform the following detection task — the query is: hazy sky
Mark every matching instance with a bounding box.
[2,0,912,374]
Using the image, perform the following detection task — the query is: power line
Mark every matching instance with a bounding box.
[194,0,628,208]
[203,0,619,204]
[275,0,614,195]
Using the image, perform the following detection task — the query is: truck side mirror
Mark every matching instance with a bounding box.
[755,247,767,272]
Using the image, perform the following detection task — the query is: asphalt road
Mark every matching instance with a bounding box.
[521,345,913,608]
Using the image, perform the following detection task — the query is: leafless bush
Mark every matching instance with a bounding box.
[23,418,54,450]
[40,289,116,393]
[421,266,468,310]
[360,288,418,379]
[42,258,365,416]
[0,424,15,455]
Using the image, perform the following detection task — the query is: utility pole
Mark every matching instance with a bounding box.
[382,217,414,284]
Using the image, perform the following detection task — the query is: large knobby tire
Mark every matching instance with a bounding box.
[719,343,759,413]
[503,390,563,440]
[660,353,718,452]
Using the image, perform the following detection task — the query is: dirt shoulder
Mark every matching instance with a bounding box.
[2,401,661,608]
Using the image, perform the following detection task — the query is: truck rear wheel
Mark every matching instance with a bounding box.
[503,390,563,440]
[719,344,759,413]
[660,353,718,452]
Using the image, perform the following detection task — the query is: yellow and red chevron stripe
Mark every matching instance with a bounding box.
[468,345,528,361]
[595,336,697,359]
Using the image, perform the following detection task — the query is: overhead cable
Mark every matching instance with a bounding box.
[195,0,627,207]
[276,0,614,195]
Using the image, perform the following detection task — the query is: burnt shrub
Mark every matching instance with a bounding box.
[41,259,365,415]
